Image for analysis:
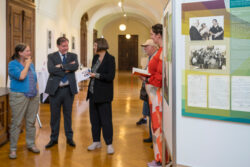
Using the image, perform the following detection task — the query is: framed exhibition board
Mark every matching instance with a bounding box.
[162,0,175,165]
[181,0,250,124]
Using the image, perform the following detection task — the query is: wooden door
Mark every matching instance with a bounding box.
[80,13,88,67]
[118,35,138,71]
[6,0,35,77]
[93,29,97,55]
[93,29,97,42]
[23,7,35,60]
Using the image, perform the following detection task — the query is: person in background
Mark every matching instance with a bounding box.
[86,38,116,154]
[141,24,171,167]
[199,23,210,40]
[189,20,202,40]
[8,43,40,159]
[45,37,79,148]
[209,19,224,40]
[137,39,158,144]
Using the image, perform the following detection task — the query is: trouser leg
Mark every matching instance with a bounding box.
[62,87,74,140]
[142,100,149,117]
[98,102,113,145]
[49,90,62,142]
[149,116,152,139]
[9,92,29,151]
[25,94,39,148]
[89,98,101,142]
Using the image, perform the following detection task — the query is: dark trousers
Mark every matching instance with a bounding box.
[49,86,74,141]
[142,100,152,139]
[89,97,113,145]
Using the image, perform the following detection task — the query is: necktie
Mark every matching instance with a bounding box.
[62,54,66,64]
[61,54,67,83]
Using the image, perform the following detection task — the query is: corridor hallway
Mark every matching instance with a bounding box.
[0,72,154,167]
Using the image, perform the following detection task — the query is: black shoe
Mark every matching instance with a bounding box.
[136,118,147,125]
[67,139,76,147]
[143,137,152,143]
[45,140,58,148]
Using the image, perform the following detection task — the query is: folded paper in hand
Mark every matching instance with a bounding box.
[132,67,151,77]
[78,69,91,82]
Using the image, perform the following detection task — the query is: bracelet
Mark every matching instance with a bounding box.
[95,73,100,79]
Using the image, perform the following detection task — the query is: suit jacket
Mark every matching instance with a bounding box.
[45,51,79,96]
[189,26,202,40]
[87,51,116,103]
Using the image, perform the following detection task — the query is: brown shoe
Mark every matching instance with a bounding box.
[28,146,40,153]
[9,151,17,159]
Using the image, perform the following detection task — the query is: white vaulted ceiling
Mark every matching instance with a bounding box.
[72,0,165,29]
[37,0,166,29]
[36,0,166,67]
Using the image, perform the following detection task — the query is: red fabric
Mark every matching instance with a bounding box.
[148,47,162,88]
[151,107,161,132]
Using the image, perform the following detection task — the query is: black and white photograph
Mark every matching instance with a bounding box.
[47,30,54,54]
[189,16,224,41]
[48,30,52,49]
[72,36,75,50]
[60,33,66,37]
[190,45,226,70]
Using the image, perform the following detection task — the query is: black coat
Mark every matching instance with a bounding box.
[45,51,79,96]
[189,26,202,40]
[87,52,116,103]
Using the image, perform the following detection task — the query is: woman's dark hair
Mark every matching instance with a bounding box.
[11,43,28,60]
[152,24,163,36]
[95,38,109,52]
[57,37,69,45]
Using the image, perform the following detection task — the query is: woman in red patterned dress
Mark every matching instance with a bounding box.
[142,24,170,167]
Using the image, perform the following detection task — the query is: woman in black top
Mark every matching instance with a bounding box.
[86,38,116,154]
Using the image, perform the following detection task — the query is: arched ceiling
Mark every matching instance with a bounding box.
[72,0,166,28]
[37,0,166,31]
[88,5,156,30]
[95,13,152,33]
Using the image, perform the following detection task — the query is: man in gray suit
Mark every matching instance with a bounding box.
[45,37,79,148]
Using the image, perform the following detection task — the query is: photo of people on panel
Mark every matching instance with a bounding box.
[189,16,224,41]
[190,45,226,70]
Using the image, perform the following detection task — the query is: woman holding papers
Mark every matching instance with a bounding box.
[86,38,116,154]
[143,24,170,167]
[8,43,40,159]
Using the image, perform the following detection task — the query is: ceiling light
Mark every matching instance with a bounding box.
[118,1,122,7]
[123,13,127,17]
[119,24,126,31]
[126,34,131,39]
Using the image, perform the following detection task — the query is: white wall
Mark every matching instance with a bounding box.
[102,19,150,69]
[0,0,81,85]
[35,0,80,70]
[175,1,250,167]
[0,0,6,87]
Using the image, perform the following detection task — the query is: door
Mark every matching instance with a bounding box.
[6,0,35,77]
[93,29,98,42]
[80,13,88,66]
[93,29,97,55]
[118,35,138,71]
